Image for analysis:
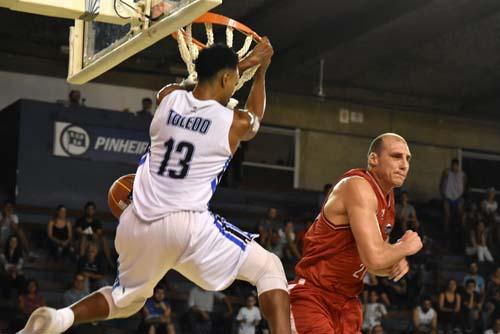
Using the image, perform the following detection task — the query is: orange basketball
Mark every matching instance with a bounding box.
[108,174,135,219]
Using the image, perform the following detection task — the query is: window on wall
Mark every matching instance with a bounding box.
[461,150,500,193]
[223,126,299,191]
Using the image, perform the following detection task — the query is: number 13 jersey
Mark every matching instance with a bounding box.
[133,90,233,222]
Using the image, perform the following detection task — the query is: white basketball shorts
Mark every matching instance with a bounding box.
[110,205,257,308]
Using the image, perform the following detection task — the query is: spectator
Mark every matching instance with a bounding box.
[187,286,233,334]
[412,296,438,334]
[136,97,154,117]
[438,279,461,334]
[481,188,499,223]
[362,273,391,307]
[68,90,82,107]
[484,318,500,334]
[235,294,261,334]
[257,208,281,251]
[77,242,107,292]
[63,273,89,306]
[0,234,26,298]
[47,205,74,261]
[283,221,300,262]
[440,158,466,232]
[467,221,494,263]
[141,285,175,334]
[463,262,486,295]
[462,279,483,333]
[362,290,387,333]
[18,279,45,317]
[396,191,419,233]
[486,267,500,302]
[75,201,113,268]
[0,201,33,258]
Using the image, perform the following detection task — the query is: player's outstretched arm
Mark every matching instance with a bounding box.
[344,177,423,271]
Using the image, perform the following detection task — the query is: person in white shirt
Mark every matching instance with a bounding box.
[362,290,387,332]
[236,295,261,334]
[440,159,466,232]
[412,296,437,334]
[484,318,500,334]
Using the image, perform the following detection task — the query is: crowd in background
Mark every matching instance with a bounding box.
[1,98,500,334]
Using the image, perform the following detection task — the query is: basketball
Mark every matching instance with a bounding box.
[108,174,135,219]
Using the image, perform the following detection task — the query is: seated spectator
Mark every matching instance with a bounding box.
[481,188,499,224]
[463,262,486,295]
[141,285,175,334]
[362,290,387,333]
[257,208,280,249]
[486,267,500,303]
[187,286,233,334]
[467,221,494,263]
[77,242,107,292]
[236,294,261,334]
[47,205,74,261]
[362,273,391,307]
[438,279,461,333]
[412,296,438,334]
[63,272,89,306]
[283,221,301,262]
[136,97,154,117]
[75,201,113,268]
[484,318,500,334]
[18,279,45,317]
[0,201,33,258]
[0,234,26,298]
[396,191,418,233]
[462,279,483,333]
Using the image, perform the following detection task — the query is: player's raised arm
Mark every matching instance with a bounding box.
[343,177,422,271]
[230,38,273,146]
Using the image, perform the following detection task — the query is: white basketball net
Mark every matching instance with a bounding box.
[176,22,260,94]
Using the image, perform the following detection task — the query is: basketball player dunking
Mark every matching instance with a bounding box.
[20,38,291,334]
[290,133,423,333]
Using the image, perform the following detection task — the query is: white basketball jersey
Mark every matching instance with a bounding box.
[132,90,233,222]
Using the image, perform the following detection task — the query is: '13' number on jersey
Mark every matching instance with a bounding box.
[157,138,194,179]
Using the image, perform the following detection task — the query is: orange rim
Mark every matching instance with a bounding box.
[171,12,261,50]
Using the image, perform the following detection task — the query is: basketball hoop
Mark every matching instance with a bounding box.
[172,13,262,107]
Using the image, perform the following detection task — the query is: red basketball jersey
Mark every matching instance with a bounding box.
[294,169,395,297]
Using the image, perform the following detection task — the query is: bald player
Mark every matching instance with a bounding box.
[290,133,423,333]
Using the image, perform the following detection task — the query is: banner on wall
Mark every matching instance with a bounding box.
[52,121,149,164]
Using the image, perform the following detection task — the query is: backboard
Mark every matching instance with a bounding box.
[67,0,222,85]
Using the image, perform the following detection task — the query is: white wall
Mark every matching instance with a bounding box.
[0,71,156,112]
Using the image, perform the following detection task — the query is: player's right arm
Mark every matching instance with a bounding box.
[343,177,422,271]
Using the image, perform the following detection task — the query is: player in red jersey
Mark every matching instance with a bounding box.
[290,133,423,334]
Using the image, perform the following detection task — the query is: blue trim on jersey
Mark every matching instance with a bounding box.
[212,214,254,251]
[112,259,121,291]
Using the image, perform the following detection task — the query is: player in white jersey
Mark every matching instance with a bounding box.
[19,38,291,334]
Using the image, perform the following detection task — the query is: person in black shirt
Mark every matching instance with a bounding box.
[75,202,113,268]
[77,242,107,292]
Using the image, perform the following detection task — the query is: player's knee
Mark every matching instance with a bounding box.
[256,252,288,295]
[98,286,146,320]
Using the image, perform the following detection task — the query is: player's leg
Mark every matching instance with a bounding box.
[289,283,334,334]
[18,207,180,334]
[237,241,291,334]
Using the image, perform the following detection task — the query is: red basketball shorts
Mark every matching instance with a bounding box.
[289,279,362,334]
